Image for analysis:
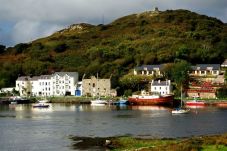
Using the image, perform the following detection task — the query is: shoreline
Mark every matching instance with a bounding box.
[70,133,227,151]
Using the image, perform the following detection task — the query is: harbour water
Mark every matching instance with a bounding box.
[0,103,227,151]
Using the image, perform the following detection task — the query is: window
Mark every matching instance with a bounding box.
[93,83,95,87]
[160,87,161,90]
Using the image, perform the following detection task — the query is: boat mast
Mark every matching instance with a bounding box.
[181,84,183,107]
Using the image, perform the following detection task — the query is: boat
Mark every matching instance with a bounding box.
[171,86,190,114]
[128,91,174,106]
[186,100,207,106]
[37,98,49,103]
[114,99,129,105]
[214,102,227,108]
[186,97,207,106]
[33,103,49,108]
[90,99,108,106]
[172,108,190,114]
[9,96,30,104]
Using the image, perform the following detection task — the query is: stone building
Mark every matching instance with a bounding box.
[82,76,115,97]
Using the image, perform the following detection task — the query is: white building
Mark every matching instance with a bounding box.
[51,72,78,96]
[150,80,171,95]
[15,72,78,97]
[133,65,163,76]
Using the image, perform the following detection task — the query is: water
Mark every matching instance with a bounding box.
[0,104,227,151]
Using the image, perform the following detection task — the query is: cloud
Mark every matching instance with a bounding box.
[12,20,63,44]
[0,0,226,46]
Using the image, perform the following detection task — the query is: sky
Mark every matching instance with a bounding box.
[0,0,227,47]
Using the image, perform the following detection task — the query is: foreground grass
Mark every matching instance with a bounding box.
[109,134,227,151]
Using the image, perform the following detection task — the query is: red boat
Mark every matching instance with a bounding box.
[128,94,174,106]
[186,100,207,106]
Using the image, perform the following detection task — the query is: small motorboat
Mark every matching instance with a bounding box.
[33,103,49,108]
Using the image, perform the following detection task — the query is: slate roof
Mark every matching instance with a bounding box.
[135,65,163,71]
[191,64,220,70]
[151,81,170,86]
[17,76,31,81]
[221,59,227,67]
[53,72,78,77]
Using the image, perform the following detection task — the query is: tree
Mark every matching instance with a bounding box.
[0,44,6,54]
[171,60,191,90]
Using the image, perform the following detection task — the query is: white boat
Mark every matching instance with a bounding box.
[37,99,49,103]
[172,85,190,114]
[172,108,190,114]
[90,99,108,106]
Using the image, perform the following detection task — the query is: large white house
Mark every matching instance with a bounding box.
[150,80,171,95]
[15,72,78,97]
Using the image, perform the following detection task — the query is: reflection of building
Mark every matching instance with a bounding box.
[133,65,163,76]
[16,72,78,97]
[150,80,171,95]
[82,76,116,97]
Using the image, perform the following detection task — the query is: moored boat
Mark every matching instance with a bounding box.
[186,100,207,106]
[114,99,129,105]
[128,92,174,106]
[9,96,30,104]
[172,108,190,114]
[37,99,49,103]
[214,102,227,107]
[33,103,49,108]
[90,99,108,106]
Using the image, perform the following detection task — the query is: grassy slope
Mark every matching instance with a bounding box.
[0,9,227,87]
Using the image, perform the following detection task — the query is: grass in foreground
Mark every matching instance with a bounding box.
[109,134,227,151]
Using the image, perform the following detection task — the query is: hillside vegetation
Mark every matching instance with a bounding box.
[0,9,227,91]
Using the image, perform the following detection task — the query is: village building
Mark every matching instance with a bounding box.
[150,80,172,95]
[15,72,78,97]
[82,76,116,97]
[51,72,78,96]
[186,82,221,99]
[133,65,163,76]
[190,64,221,76]
[221,59,227,68]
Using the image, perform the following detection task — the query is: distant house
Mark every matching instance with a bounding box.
[221,59,227,68]
[82,76,116,97]
[190,64,220,76]
[133,65,163,76]
[150,80,172,95]
[0,87,14,94]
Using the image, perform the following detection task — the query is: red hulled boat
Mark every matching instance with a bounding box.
[128,92,174,106]
[186,100,207,106]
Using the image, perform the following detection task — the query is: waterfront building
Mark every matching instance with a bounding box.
[15,72,78,97]
[82,76,115,97]
[51,72,78,96]
[150,80,171,95]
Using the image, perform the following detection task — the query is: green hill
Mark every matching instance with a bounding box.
[0,9,227,89]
